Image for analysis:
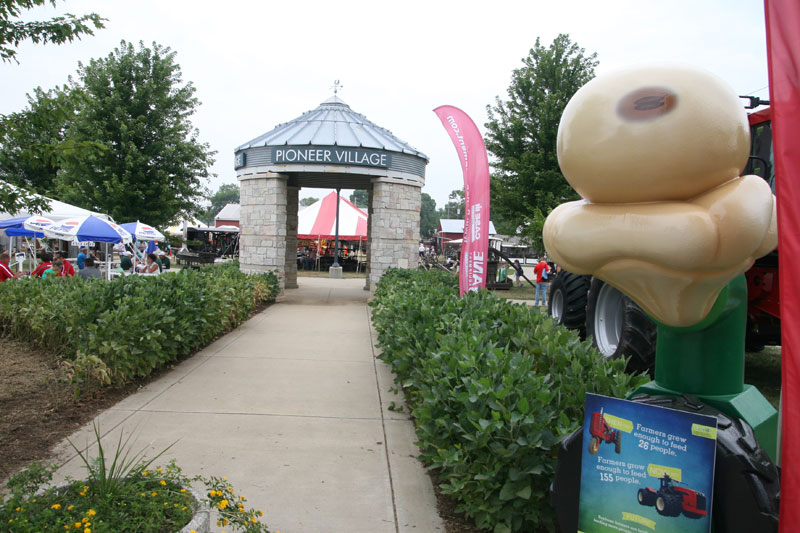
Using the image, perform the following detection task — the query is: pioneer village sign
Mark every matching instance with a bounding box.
[235,95,428,292]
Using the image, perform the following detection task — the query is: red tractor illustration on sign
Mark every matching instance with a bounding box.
[637,473,708,519]
[588,408,621,455]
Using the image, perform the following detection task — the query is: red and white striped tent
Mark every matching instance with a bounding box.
[298,192,368,240]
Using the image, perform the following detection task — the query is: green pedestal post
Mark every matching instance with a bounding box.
[633,275,778,460]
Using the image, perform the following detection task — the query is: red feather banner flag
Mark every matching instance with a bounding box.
[434,105,491,296]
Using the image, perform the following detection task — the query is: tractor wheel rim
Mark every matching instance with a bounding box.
[551,289,564,321]
[594,284,624,357]
[656,497,665,512]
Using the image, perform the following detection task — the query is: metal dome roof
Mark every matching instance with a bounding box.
[235,96,428,161]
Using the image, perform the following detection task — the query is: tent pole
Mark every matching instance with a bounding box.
[332,188,341,268]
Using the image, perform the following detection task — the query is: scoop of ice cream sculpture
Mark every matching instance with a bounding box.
[543,65,777,328]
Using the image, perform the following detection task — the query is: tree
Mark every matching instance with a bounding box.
[349,189,368,208]
[300,197,318,207]
[485,34,597,235]
[0,86,102,197]
[0,180,51,215]
[57,40,215,227]
[437,189,465,219]
[419,192,438,238]
[208,183,239,218]
[1,0,104,63]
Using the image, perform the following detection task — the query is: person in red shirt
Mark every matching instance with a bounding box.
[0,251,22,282]
[533,258,551,306]
[31,252,53,278]
[54,250,75,277]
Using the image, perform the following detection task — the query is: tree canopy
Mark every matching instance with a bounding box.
[437,189,464,220]
[0,0,104,63]
[56,40,215,227]
[300,197,318,207]
[419,192,438,238]
[485,34,597,246]
[349,189,368,209]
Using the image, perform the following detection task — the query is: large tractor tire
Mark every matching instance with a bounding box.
[585,277,657,374]
[548,272,591,339]
[551,394,780,533]
[637,488,656,506]
[656,493,682,517]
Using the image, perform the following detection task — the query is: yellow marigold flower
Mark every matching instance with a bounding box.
[75,523,82,528]
[142,470,149,476]
[250,516,257,523]
[258,510,264,517]
[51,504,62,510]
[82,517,89,523]
[222,518,228,525]
[87,509,96,516]
[160,480,167,486]
[64,526,70,530]
[226,485,233,493]
[217,521,221,527]
[84,528,91,533]
[151,492,158,497]
[156,468,163,473]
[218,499,229,509]
[180,488,186,493]
[67,505,74,511]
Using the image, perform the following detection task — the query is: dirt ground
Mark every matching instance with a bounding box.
[0,335,482,532]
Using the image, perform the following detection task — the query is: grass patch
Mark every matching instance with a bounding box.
[745,345,781,410]
[494,283,538,301]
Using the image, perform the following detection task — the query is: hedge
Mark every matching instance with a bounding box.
[0,262,279,389]
[369,268,646,532]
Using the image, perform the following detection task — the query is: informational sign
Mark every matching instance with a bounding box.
[578,394,717,533]
[270,146,391,168]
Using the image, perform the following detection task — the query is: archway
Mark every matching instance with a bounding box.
[235,96,428,292]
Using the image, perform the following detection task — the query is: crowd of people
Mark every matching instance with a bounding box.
[0,241,175,283]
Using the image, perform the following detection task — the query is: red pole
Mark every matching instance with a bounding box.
[764,0,800,529]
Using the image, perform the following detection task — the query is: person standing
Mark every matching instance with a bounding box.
[0,251,22,281]
[533,258,551,306]
[76,247,88,270]
[513,260,524,287]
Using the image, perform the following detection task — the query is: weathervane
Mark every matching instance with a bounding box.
[331,80,343,96]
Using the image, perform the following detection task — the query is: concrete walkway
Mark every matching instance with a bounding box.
[51,277,443,533]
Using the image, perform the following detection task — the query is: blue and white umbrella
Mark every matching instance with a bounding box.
[0,215,55,237]
[44,215,132,244]
[120,221,165,241]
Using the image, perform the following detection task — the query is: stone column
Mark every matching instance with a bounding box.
[238,172,289,293]
[364,188,373,291]
[284,185,299,289]
[368,178,421,291]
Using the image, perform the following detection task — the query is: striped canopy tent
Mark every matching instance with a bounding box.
[298,192,367,240]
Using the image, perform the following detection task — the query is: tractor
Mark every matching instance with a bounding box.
[638,473,708,519]
[587,408,621,455]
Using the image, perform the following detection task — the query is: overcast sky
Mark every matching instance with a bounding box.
[1,0,769,210]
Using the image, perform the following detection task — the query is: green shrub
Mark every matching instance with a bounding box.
[0,262,279,389]
[370,268,646,532]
